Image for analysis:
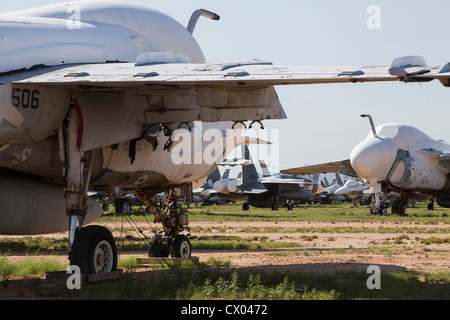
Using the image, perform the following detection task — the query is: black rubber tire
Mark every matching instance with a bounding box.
[170,235,192,258]
[70,225,118,274]
[115,199,131,214]
[148,234,169,257]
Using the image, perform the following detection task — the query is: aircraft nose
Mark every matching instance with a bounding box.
[334,186,347,195]
[350,137,397,187]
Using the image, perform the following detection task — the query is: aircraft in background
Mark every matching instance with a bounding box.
[193,167,234,206]
[313,174,347,204]
[206,145,320,210]
[239,145,321,210]
[282,114,450,216]
[334,179,370,207]
[1,1,449,275]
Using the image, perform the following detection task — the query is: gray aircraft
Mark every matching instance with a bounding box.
[214,145,322,210]
[194,167,236,205]
[314,174,347,204]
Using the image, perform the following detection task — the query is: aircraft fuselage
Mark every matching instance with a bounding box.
[350,123,450,196]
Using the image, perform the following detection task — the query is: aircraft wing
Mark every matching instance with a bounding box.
[16,61,396,87]
[280,159,357,177]
[416,149,450,171]
[15,54,450,88]
[241,184,268,195]
[259,176,312,184]
[10,54,450,152]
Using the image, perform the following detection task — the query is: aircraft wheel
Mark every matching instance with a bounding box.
[115,199,131,214]
[170,235,192,258]
[271,202,278,211]
[242,202,249,210]
[70,225,118,274]
[122,201,131,214]
[391,200,398,214]
[148,234,169,257]
[378,206,387,216]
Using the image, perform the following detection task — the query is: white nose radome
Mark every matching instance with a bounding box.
[350,137,397,187]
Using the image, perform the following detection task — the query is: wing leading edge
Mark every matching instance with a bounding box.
[280,160,357,178]
[14,55,450,88]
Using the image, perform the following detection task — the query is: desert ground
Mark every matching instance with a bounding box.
[0,204,449,299]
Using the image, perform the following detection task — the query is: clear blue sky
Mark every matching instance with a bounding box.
[3,0,450,174]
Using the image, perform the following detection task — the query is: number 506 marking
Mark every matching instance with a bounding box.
[11,88,40,109]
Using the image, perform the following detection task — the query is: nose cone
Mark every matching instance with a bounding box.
[350,137,397,187]
[334,186,348,195]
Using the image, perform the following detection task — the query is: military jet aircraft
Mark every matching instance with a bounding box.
[334,179,370,207]
[281,114,450,216]
[214,145,321,210]
[313,174,347,204]
[1,1,449,274]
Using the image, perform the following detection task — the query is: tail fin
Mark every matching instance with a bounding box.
[259,160,271,177]
[335,173,344,186]
[222,168,230,179]
[204,167,221,187]
[242,145,259,185]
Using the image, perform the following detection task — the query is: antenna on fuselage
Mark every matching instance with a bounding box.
[361,114,377,137]
[187,9,220,34]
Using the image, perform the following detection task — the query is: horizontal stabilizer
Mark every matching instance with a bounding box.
[237,136,272,146]
[219,158,252,166]
[241,184,268,194]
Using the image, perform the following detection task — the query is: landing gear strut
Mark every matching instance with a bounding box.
[136,187,192,258]
[61,100,118,274]
[370,193,388,215]
[391,194,408,216]
[427,196,435,211]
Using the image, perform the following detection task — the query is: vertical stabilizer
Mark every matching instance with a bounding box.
[204,167,221,187]
[259,160,271,177]
[222,168,230,179]
[242,145,259,186]
[335,173,344,186]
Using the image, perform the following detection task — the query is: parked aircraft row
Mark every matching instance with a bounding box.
[0,1,448,274]
[195,144,372,210]
[195,145,320,210]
